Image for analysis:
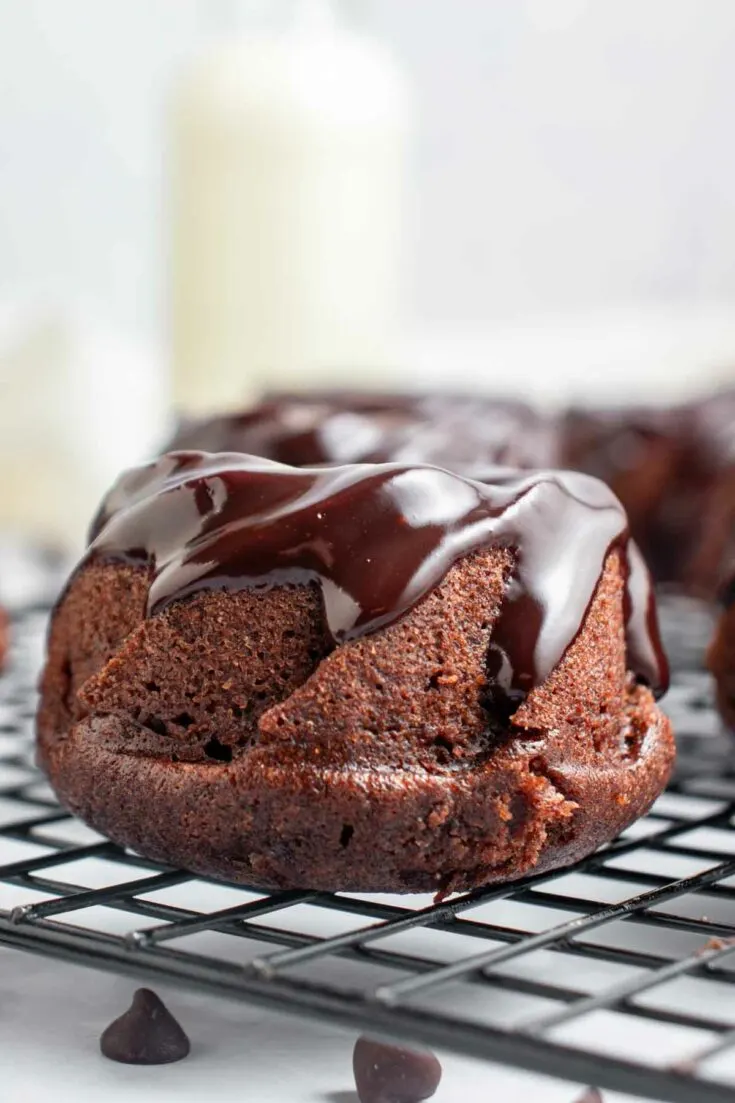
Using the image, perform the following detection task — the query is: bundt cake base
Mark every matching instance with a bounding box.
[42,687,671,893]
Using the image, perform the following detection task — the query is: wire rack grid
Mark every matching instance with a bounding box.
[1,596,735,1102]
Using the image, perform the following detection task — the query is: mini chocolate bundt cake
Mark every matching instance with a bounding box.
[38,452,673,893]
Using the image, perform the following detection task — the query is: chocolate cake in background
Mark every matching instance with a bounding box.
[39,451,673,892]
[168,388,735,596]
[168,392,558,472]
[560,395,735,595]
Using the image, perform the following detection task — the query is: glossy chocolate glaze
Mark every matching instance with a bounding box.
[169,393,559,471]
[89,451,668,704]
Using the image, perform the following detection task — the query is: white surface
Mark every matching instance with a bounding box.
[0,949,623,1103]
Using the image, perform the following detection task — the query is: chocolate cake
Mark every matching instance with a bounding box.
[38,452,672,892]
[169,390,735,596]
[169,392,558,471]
[560,395,735,595]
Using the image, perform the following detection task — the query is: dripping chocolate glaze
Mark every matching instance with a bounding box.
[88,451,668,704]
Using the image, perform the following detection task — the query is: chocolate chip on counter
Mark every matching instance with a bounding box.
[353,1036,442,1103]
[100,988,191,1065]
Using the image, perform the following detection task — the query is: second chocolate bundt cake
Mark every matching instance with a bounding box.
[561,394,735,595]
[169,389,735,597]
[39,452,672,892]
[169,392,558,472]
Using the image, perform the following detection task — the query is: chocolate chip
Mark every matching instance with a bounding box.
[100,988,190,1064]
[353,1037,442,1103]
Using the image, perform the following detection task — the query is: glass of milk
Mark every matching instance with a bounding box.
[169,0,414,414]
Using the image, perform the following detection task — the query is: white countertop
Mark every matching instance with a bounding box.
[0,947,641,1103]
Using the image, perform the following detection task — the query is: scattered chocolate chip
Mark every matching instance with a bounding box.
[353,1036,442,1103]
[574,1090,603,1103]
[100,988,190,1064]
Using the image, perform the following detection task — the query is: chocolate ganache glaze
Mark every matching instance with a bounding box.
[170,392,558,471]
[88,451,668,706]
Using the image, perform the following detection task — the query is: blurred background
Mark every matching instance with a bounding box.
[3,0,735,544]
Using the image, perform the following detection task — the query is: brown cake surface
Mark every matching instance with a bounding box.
[39,454,673,892]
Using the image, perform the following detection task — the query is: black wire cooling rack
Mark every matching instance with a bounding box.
[2,593,735,1102]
